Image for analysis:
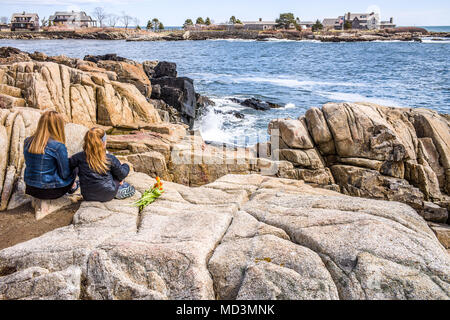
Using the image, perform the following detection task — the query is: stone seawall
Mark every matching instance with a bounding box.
[0,31,130,40]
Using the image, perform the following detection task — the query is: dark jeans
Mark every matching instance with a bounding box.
[25,168,78,200]
[25,182,74,200]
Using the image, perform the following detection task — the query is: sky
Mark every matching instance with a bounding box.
[1,0,449,26]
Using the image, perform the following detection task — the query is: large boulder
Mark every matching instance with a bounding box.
[96,60,152,98]
[269,103,450,221]
[153,61,178,78]
[321,102,416,161]
[151,77,197,127]
[237,176,450,300]
[1,60,160,128]
[413,109,450,193]
[331,164,424,209]
[268,118,314,149]
[2,173,448,300]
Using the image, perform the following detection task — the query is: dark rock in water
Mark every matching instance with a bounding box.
[230,98,242,104]
[146,61,202,127]
[0,47,23,57]
[151,76,197,127]
[84,53,128,63]
[153,61,178,78]
[232,97,283,111]
[196,94,216,108]
[228,111,245,119]
[213,109,245,119]
[0,47,31,63]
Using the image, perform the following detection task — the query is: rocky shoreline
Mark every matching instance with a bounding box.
[0,29,448,42]
[0,47,449,300]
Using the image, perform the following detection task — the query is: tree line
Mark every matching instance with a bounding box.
[183,16,245,28]
[181,13,326,31]
[91,7,148,29]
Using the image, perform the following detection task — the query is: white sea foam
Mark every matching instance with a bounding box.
[317,91,406,107]
[263,38,298,42]
[298,39,322,43]
[189,73,366,88]
[421,38,450,44]
[196,108,235,143]
[236,76,366,88]
[195,97,265,146]
[372,40,403,43]
[284,103,296,109]
[209,38,256,42]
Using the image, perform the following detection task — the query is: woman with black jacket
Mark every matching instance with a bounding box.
[70,127,135,202]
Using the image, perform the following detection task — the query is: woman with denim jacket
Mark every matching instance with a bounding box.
[23,110,78,200]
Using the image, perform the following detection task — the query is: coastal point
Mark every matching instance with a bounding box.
[0,1,449,303]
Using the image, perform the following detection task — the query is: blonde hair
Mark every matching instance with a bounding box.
[84,127,109,175]
[28,110,66,154]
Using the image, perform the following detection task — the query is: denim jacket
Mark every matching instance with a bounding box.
[23,137,74,189]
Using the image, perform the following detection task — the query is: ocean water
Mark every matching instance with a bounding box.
[421,26,450,32]
[0,38,449,145]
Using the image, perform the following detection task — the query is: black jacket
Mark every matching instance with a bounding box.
[70,152,130,202]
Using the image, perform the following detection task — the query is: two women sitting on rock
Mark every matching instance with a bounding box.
[23,110,135,203]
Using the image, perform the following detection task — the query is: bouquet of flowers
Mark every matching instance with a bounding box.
[134,176,164,210]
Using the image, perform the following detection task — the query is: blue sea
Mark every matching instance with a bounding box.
[421,26,450,32]
[0,38,449,145]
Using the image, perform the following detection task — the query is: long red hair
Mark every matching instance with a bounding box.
[84,127,109,174]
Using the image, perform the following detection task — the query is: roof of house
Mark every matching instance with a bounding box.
[322,18,339,26]
[11,13,39,22]
[49,11,95,22]
[347,12,379,22]
[242,21,277,25]
[299,21,314,25]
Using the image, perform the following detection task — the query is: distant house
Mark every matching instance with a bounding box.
[345,12,380,30]
[323,12,394,31]
[298,21,314,30]
[10,12,39,31]
[49,11,97,28]
[185,24,211,30]
[242,20,278,31]
[323,17,344,30]
[0,24,10,32]
[380,18,396,29]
